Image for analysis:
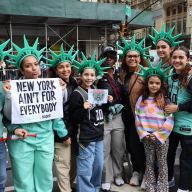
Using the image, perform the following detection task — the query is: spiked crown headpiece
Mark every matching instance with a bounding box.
[135,60,171,82]
[7,35,45,69]
[117,35,151,59]
[0,39,12,61]
[72,51,109,78]
[45,44,78,67]
[149,23,184,47]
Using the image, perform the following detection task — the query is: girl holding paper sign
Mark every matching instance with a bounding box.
[69,51,112,192]
[46,44,78,192]
[3,35,67,192]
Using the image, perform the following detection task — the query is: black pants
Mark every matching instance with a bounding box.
[167,132,192,190]
[122,107,146,173]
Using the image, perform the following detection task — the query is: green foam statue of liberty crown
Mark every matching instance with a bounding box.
[45,44,78,67]
[149,23,184,47]
[0,39,12,61]
[117,35,151,59]
[7,35,45,69]
[135,60,171,82]
[72,51,109,78]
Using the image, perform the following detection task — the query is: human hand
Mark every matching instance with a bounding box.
[164,104,178,114]
[59,78,66,90]
[83,101,92,109]
[14,128,28,139]
[108,95,113,103]
[3,80,11,92]
[64,137,71,145]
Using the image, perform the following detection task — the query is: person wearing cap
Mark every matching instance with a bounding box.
[97,45,125,191]
[117,35,150,190]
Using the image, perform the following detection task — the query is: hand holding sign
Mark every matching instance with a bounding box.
[11,78,63,124]
[88,89,108,105]
[3,80,11,91]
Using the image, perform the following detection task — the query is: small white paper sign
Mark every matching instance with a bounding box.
[88,89,108,105]
[11,78,63,124]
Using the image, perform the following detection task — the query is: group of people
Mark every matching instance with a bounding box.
[0,23,191,192]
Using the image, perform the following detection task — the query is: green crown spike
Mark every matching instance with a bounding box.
[148,23,184,47]
[135,60,171,82]
[0,39,12,61]
[72,51,109,78]
[45,44,79,67]
[117,35,151,59]
[7,35,45,69]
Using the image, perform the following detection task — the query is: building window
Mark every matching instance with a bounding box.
[172,7,177,15]
[177,20,182,33]
[167,7,171,16]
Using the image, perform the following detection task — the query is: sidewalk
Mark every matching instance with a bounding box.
[110,184,141,192]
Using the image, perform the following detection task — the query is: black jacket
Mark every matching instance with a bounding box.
[69,86,104,146]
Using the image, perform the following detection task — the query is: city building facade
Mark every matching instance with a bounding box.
[131,0,192,49]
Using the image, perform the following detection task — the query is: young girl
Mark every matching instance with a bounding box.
[135,61,174,192]
[165,46,192,192]
[0,39,12,192]
[3,35,67,192]
[149,23,183,68]
[69,51,112,192]
[46,44,78,192]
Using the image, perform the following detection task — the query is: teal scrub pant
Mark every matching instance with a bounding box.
[8,134,54,192]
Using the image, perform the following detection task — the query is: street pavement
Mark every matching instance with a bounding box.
[5,144,181,192]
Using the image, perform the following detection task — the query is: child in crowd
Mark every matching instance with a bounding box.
[0,39,12,192]
[135,61,174,192]
[3,35,67,192]
[69,51,112,192]
[46,44,78,192]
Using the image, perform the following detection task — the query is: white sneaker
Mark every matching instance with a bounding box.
[169,177,175,188]
[177,189,189,192]
[140,175,146,190]
[101,183,111,191]
[130,171,140,186]
[115,177,124,186]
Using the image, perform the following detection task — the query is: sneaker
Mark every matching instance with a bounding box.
[177,189,189,192]
[169,177,175,188]
[101,183,111,191]
[130,171,140,186]
[114,177,124,186]
[140,175,146,190]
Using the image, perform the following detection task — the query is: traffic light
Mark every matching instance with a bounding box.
[120,23,128,37]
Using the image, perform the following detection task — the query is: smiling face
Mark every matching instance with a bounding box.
[80,68,96,89]
[55,61,71,82]
[156,40,173,62]
[148,76,162,96]
[21,55,41,79]
[125,50,141,69]
[171,49,189,74]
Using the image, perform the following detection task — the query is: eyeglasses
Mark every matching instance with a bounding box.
[126,55,140,59]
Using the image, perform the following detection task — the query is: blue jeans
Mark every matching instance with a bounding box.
[0,142,6,192]
[77,141,104,192]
